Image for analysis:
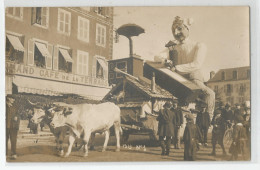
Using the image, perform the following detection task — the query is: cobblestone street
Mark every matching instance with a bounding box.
[6,120,248,162]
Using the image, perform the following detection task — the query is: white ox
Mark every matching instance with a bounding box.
[50,102,121,157]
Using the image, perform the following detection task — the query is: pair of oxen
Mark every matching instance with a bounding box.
[29,100,121,157]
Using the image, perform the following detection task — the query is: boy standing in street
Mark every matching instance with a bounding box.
[183,113,202,161]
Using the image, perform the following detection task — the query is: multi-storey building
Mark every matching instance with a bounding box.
[5,7,113,100]
[207,66,250,106]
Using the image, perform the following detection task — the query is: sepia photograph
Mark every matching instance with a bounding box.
[4,5,252,163]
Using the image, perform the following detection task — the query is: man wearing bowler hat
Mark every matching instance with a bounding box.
[196,102,211,146]
[157,101,176,156]
[171,99,183,149]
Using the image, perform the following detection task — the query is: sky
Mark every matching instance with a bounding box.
[113,7,250,81]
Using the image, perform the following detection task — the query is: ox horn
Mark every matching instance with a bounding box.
[27,99,37,106]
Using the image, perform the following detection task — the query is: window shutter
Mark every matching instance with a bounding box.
[230,84,233,93]
[31,7,37,24]
[244,83,247,92]
[53,46,59,70]
[20,7,23,18]
[27,39,34,66]
[46,44,53,69]
[92,56,96,77]
[84,20,89,40]
[46,8,49,27]
[77,52,82,74]
[57,10,61,31]
[101,7,106,16]
[68,13,71,34]
[101,28,104,45]
[104,60,108,80]
[85,53,89,76]
[42,7,49,27]
[224,85,227,93]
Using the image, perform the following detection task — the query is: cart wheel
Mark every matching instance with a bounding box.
[223,128,233,146]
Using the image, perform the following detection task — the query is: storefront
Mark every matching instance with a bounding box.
[6,61,111,101]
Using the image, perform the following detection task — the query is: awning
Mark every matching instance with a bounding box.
[13,76,111,100]
[59,48,73,63]
[35,42,51,58]
[96,58,108,71]
[6,34,25,52]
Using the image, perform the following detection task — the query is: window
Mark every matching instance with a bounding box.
[27,39,52,69]
[94,7,108,17]
[226,84,233,94]
[5,33,24,63]
[238,97,244,104]
[96,56,108,79]
[239,83,246,94]
[56,48,73,73]
[96,24,106,47]
[6,7,23,20]
[116,61,127,78]
[221,71,225,80]
[78,16,90,42]
[233,70,237,80]
[31,7,49,28]
[214,85,218,93]
[57,9,71,35]
[247,69,250,79]
[77,50,89,75]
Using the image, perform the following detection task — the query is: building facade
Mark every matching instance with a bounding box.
[5,7,114,100]
[207,66,250,106]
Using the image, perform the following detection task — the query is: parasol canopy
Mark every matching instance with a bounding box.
[116,24,145,37]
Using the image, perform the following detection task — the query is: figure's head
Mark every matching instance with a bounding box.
[225,103,231,110]
[200,102,207,112]
[172,99,178,109]
[235,103,240,109]
[172,16,193,43]
[163,101,172,109]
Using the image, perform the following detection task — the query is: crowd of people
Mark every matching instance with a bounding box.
[156,100,251,161]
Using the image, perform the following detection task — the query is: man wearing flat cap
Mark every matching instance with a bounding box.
[183,113,202,161]
[171,99,183,149]
[156,16,215,117]
[157,101,176,156]
[196,102,211,146]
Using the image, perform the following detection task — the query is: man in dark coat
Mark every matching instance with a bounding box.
[242,106,251,153]
[171,99,183,149]
[234,103,243,123]
[210,110,227,156]
[6,96,21,159]
[196,103,211,146]
[222,103,234,127]
[157,101,176,156]
[183,113,202,161]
